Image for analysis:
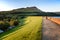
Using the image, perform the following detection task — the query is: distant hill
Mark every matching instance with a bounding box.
[0,6,60,16]
[11,7,42,12]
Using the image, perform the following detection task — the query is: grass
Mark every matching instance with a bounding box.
[0,16,42,40]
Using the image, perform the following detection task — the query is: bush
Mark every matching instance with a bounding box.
[0,23,4,29]
[8,18,11,22]
[13,21,19,26]
[0,22,10,31]
[20,16,26,19]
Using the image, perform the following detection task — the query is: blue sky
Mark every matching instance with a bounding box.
[0,0,60,12]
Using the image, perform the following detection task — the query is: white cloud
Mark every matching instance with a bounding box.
[0,2,13,11]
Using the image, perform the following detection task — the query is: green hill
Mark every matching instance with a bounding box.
[0,6,60,16]
[11,7,42,12]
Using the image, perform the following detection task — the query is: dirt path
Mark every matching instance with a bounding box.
[42,17,60,40]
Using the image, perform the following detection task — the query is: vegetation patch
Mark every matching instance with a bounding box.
[0,15,27,38]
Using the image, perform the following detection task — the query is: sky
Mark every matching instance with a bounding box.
[0,0,60,12]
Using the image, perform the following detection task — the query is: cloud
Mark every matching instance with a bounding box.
[0,2,13,11]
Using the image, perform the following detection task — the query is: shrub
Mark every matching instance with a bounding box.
[0,23,4,29]
[0,22,10,31]
[20,16,26,19]
[13,21,19,26]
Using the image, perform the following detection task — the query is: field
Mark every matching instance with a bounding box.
[0,16,42,40]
